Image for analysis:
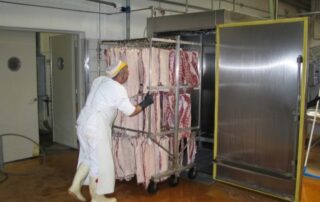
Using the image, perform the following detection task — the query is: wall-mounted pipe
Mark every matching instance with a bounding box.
[269,0,274,19]
[269,0,278,19]
[148,0,210,11]
[153,7,185,14]
[126,0,130,40]
[295,10,320,16]
[185,0,189,13]
[0,0,148,16]
[86,0,117,8]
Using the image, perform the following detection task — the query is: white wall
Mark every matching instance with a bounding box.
[0,0,125,39]
[0,0,303,40]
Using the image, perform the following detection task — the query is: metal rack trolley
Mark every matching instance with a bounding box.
[100,36,202,193]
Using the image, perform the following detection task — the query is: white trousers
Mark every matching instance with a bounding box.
[76,113,115,195]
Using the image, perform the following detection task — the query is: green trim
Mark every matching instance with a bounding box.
[213,25,220,179]
[217,17,308,29]
[294,17,308,202]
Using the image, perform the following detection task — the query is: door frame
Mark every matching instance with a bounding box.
[0,26,87,147]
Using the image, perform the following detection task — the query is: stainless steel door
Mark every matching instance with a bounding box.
[0,30,39,162]
[214,18,307,201]
[51,34,78,148]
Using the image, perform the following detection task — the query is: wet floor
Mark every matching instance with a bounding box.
[0,149,319,202]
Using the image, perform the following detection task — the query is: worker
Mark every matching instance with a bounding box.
[68,60,153,202]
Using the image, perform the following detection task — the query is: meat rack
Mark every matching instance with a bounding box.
[101,36,202,193]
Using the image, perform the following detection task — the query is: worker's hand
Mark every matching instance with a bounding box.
[139,92,154,110]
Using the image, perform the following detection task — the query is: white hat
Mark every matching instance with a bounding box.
[106,60,127,78]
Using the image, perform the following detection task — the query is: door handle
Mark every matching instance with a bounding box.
[294,55,303,121]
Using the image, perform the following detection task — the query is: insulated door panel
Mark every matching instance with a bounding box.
[214,18,307,201]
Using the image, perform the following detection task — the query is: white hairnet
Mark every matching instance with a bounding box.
[106,60,127,78]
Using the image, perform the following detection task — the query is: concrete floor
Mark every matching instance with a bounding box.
[0,148,319,202]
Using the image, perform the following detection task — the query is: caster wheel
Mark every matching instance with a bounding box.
[169,175,179,187]
[188,167,197,179]
[147,180,158,194]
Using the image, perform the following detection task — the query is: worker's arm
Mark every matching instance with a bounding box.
[130,105,143,117]
[129,93,154,117]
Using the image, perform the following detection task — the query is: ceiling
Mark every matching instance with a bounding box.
[280,0,311,11]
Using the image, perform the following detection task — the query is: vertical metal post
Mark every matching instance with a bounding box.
[126,0,131,40]
[148,39,153,140]
[150,6,154,18]
[84,40,90,97]
[97,2,101,76]
[198,35,203,148]
[185,0,189,13]
[0,136,4,170]
[233,0,235,11]
[275,0,278,19]
[174,36,181,174]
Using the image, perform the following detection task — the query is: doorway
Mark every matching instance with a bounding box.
[0,29,81,163]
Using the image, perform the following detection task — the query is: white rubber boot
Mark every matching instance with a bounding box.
[89,177,117,202]
[68,164,90,201]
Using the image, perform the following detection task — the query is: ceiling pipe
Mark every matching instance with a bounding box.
[86,0,117,8]
[280,0,310,11]
[154,7,185,14]
[148,0,210,11]
[0,0,151,16]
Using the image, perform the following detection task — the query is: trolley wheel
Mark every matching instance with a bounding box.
[168,175,179,187]
[188,167,197,179]
[147,180,158,194]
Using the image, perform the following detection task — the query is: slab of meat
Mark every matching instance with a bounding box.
[104,47,126,66]
[159,49,170,86]
[112,135,122,179]
[183,51,199,86]
[179,93,192,138]
[125,49,142,97]
[158,136,169,181]
[119,135,136,181]
[168,50,199,86]
[187,135,197,164]
[162,92,192,139]
[134,136,145,184]
[141,48,160,93]
[142,140,156,188]
[113,135,136,181]
[169,49,184,85]
[162,92,175,131]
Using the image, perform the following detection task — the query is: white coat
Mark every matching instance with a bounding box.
[76,76,135,195]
